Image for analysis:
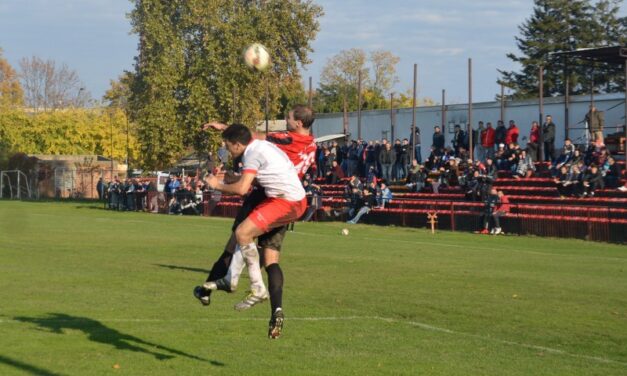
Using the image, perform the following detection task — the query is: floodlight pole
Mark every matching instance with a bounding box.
[357,70,362,139]
[343,95,348,138]
[539,65,544,162]
[624,59,626,161]
[565,70,570,141]
[308,76,313,108]
[390,92,395,141]
[500,83,505,124]
[468,58,473,160]
[412,63,417,150]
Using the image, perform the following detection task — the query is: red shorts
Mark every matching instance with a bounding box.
[248,197,307,233]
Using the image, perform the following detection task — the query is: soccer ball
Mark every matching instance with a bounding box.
[243,43,270,71]
[341,228,349,236]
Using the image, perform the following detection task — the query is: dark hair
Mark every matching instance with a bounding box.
[222,123,252,145]
[292,104,315,129]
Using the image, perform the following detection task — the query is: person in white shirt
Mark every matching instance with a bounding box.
[202,124,307,311]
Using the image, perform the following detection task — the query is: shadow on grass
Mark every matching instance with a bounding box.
[15,313,224,366]
[155,264,211,274]
[0,354,66,376]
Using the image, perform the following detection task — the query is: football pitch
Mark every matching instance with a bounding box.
[0,201,625,375]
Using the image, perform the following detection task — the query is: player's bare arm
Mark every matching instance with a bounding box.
[205,172,256,196]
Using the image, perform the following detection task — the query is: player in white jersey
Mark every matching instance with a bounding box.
[202,124,307,309]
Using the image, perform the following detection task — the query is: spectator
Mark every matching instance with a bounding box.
[432,126,445,153]
[481,122,496,160]
[217,141,230,165]
[554,165,575,198]
[326,160,345,184]
[475,121,486,161]
[378,182,393,208]
[410,127,422,164]
[346,140,360,177]
[585,105,605,144]
[452,124,466,155]
[526,121,541,162]
[494,143,508,170]
[494,120,507,147]
[505,120,519,145]
[514,149,535,179]
[543,115,556,161]
[551,139,576,176]
[480,188,499,234]
[302,180,323,222]
[604,157,621,188]
[96,178,104,201]
[378,142,396,182]
[396,138,410,181]
[582,165,604,197]
[347,188,377,224]
[485,157,498,181]
[405,160,426,192]
[364,141,377,175]
[491,190,510,235]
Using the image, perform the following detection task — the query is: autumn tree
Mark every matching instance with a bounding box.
[0,48,24,108]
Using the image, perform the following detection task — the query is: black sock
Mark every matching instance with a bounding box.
[266,263,283,313]
[204,251,232,296]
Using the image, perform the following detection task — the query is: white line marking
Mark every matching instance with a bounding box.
[2,316,624,366]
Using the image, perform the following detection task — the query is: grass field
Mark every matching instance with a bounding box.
[0,200,626,375]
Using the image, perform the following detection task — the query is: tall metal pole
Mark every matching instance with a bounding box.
[624,60,626,161]
[500,83,505,123]
[565,72,570,140]
[357,70,362,139]
[265,78,269,134]
[468,58,473,160]
[590,68,595,107]
[412,63,417,149]
[539,65,545,162]
[110,111,114,178]
[343,95,348,138]
[308,76,313,108]
[442,89,446,146]
[126,115,129,169]
[390,92,395,141]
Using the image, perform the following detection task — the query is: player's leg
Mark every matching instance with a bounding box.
[260,229,286,339]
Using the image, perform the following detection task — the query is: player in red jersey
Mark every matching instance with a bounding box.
[194,105,316,339]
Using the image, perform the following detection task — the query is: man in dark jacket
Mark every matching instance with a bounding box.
[432,126,445,153]
[583,165,604,197]
[494,120,507,146]
[378,143,396,182]
[542,115,556,161]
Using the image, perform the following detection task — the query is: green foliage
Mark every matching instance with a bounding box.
[500,0,627,99]
[128,0,323,170]
[0,108,139,164]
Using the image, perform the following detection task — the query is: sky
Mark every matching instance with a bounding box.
[1,0,625,105]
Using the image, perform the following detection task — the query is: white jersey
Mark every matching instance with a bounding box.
[241,139,306,201]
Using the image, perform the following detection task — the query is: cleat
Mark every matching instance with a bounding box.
[489,228,496,235]
[203,278,236,293]
[234,290,268,311]
[268,309,284,339]
[193,286,210,306]
[494,227,502,235]
[480,228,489,235]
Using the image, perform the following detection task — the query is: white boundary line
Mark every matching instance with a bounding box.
[2,315,625,367]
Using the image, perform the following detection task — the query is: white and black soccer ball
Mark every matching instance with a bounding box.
[243,43,270,71]
[341,228,349,236]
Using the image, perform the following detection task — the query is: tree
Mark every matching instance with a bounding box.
[0,48,24,108]
[499,0,626,99]
[315,48,402,113]
[103,72,133,112]
[19,56,91,111]
[128,0,323,170]
[370,50,400,95]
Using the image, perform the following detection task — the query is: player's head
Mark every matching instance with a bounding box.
[287,104,315,132]
[221,123,252,157]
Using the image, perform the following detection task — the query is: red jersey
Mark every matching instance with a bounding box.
[266,131,316,179]
[497,195,510,213]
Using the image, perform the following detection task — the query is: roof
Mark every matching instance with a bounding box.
[552,46,627,65]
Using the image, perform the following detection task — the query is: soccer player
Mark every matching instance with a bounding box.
[194,105,316,338]
[200,124,307,310]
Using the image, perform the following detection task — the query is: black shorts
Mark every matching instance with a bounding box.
[231,187,288,252]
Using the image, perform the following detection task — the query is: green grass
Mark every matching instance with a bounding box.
[0,200,626,375]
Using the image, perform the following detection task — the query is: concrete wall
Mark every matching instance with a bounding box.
[312,93,626,160]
